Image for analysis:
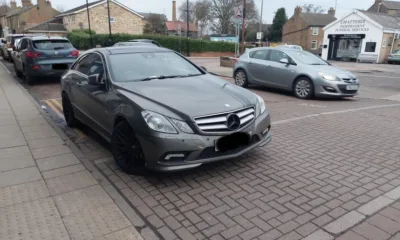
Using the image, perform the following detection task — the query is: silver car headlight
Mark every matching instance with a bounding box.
[171,119,194,134]
[255,94,266,117]
[141,110,177,134]
[319,72,341,81]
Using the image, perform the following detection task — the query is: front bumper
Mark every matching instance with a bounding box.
[314,80,360,97]
[138,111,272,172]
[388,57,400,63]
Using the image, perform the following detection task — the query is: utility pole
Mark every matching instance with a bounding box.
[240,0,246,54]
[86,0,93,48]
[186,0,190,56]
[259,0,264,45]
[335,0,338,12]
[107,0,112,46]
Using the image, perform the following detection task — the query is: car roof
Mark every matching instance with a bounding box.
[90,46,172,55]
[114,42,153,45]
[129,39,155,42]
[22,36,69,41]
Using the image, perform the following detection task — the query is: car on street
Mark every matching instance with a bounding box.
[129,39,161,47]
[61,46,272,174]
[234,47,360,99]
[10,38,22,61]
[113,42,156,47]
[12,36,79,84]
[1,34,34,62]
[388,49,400,64]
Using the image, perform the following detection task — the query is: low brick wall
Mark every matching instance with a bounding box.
[220,57,237,68]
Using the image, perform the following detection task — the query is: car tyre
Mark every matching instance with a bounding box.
[111,121,147,175]
[23,67,35,85]
[234,69,248,88]
[62,93,78,127]
[14,63,23,78]
[293,77,314,99]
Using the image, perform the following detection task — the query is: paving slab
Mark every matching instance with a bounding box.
[97,227,144,240]
[45,170,97,195]
[42,164,86,179]
[0,114,17,126]
[0,146,36,172]
[324,211,366,234]
[0,167,42,188]
[357,196,394,216]
[0,180,49,208]
[36,153,80,172]
[54,185,113,217]
[0,125,26,149]
[27,136,65,149]
[31,144,71,159]
[63,202,131,240]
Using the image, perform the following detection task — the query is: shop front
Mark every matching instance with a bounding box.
[322,10,384,63]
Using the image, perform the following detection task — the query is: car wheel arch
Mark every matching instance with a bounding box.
[292,75,314,90]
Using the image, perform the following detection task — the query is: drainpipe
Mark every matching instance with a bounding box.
[390,32,396,54]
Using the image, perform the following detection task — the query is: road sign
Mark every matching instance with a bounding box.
[235,6,243,19]
[257,32,263,40]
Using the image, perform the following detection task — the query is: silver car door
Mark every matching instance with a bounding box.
[247,49,272,84]
[267,49,298,89]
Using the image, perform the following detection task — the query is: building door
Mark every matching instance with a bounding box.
[327,38,337,60]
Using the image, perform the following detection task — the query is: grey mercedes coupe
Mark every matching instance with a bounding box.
[61,46,272,174]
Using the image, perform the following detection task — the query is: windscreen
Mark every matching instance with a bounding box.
[33,40,73,50]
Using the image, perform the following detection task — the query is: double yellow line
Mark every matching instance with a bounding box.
[42,98,86,139]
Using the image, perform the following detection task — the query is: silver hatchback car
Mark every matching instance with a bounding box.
[233,47,360,99]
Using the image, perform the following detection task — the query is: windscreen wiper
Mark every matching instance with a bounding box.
[139,75,182,81]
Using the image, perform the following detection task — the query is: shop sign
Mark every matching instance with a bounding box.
[334,19,369,32]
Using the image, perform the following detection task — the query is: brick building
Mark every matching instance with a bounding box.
[2,0,59,36]
[282,6,336,55]
[57,0,144,35]
[368,0,400,17]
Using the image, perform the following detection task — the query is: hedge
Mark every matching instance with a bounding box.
[67,32,237,53]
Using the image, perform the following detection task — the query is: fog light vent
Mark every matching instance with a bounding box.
[165,153,185,160]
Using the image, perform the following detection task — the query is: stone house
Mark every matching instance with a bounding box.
[24,17,67,37]
[57,0,144,35]
[368,0,400,17]
[282,6,336,54]
[3,0,59,35]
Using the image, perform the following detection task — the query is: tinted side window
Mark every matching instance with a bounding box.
[268,49,290,62]
[249,50,269,60]
[85,54,104,78]
[73,55,92,74]
[20,39,28,50]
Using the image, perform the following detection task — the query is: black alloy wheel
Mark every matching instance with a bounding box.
[111,121,147,175]
[62,93,78,127]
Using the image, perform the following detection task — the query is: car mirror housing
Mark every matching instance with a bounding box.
[200,66,208,72]
[88,74,103,85]
[279,58,289,65]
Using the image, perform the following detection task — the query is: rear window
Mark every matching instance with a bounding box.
[33,40,73,50]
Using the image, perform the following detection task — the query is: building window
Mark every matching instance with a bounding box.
[311,40,318,50]
[365,42,376,52]
[70,15,75,23]
[109,17,115,23]
[312,27,319,36]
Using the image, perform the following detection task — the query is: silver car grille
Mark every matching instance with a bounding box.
[342,78,358,84]
[194,107,255,133]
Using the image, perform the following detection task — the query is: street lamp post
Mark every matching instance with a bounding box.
[107,0,112,46]
[259,0,263,44]
[86,0,93,48]
[240,0,246,54]
[186,0,190,56]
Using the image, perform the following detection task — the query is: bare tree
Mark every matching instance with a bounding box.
[143,14,167,34]
[55,4,65,13]
[178,1,197,23]
[302,4,325,13]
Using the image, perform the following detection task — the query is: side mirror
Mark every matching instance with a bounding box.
[200,66,208,72]
[279,58,289,65]
[88,74,103,85]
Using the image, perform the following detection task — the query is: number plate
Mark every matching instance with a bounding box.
[346,85,359,90]
[215,132,251,152]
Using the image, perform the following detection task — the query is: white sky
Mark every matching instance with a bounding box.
[46,0,376,23]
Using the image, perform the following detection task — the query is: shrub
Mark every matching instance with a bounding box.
[67,32,236,53]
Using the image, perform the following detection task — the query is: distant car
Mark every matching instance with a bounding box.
[12,36,79,85]
[128,39,161,47]
[1,34,34,62]
[113,42,155,47]
[234,47,359,99]
[388,49,400,64]
[11,38,22,61]
[276,44,303,51]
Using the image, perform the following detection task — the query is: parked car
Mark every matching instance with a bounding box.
[113,42,155,47]
[0,38,5,58]
[275,44,303,51]
[1,34,34,62]
[61,46,272,174]
[13,36,79,84]
[234,47,359,99]
[11,38,22,61]
[128,39,161,47]
[388,49,400,64]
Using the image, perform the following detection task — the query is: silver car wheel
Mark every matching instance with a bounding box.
[235,71,246,86]
[295,80,311,98]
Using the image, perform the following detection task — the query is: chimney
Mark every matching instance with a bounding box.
[328,7,336,16]
[10,0,17,10]
[294,6,302,15]
[37,0,47,8]
[21,0,32,7]
[172,0,177,22]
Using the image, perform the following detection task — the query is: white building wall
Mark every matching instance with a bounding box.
[322,12,384,62]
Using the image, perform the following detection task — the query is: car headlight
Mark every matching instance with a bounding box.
[318,72,340,81]
[141,110,177,134]
[255,94,266,117]
[171,119,194,134]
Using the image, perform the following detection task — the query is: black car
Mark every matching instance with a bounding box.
[128,39,161,47]
[12,36,79,84]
